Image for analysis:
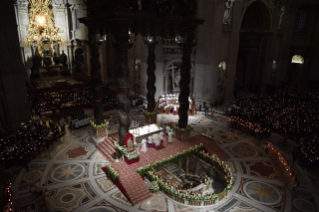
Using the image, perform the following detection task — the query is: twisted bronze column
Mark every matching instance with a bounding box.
[178,40,193,129]
[144,38,158,112]
[88,30,103,125]
[113,22,133,146]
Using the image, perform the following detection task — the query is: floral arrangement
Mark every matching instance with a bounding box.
[142,109,159,116]
[149,181,160,193]
[201,133,213,140]
[145,170,221,202]
[114,141,139,161]
[173,125,193,132]
[205,179,212,186]
[136,144,205,176]
[136,144,234,205]
[106,165,119,181]
[90,120,109,130]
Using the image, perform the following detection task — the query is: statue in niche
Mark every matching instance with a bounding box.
[217,61,227,91]
[174,68,181,91]
[60,50,68,67]
[223,0,235,25]
[279,6,285,29]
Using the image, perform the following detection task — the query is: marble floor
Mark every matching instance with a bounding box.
[7,108,319,212]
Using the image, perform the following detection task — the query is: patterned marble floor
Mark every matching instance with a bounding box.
[9,108,319,212]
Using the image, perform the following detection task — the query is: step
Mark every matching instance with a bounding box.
[131,193,152,205]
[100,144,115,157]
[130,189,152,201]
[96,146,114,163]
[104,139,115,149]
[99,145,115,159]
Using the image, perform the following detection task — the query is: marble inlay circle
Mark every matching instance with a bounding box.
[244,181,281,205]
[231,144,258,157]
[293,198,315,212]
[86,135,95,144]
[61,193,75,203]
[291,188,313,198]
[51,164,85,182]
[23,170,42,181]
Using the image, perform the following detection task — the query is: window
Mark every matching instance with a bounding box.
[294,10,308,32]
[291,55,304,64]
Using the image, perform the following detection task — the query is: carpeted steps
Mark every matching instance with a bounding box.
[119,174,152,206]
[96,134,120,163]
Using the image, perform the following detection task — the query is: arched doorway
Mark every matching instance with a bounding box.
[235,1,271,93]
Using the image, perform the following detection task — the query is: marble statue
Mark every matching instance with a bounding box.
[279,6,285,29]
[223,0,235,25]
[217,61,227,90]
[117,93,131,146]
[174,69,181,90]
[60,50,68,67]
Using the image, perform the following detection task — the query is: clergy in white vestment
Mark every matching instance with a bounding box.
[148,136,153,147]
[168,130,173,143]
[159,131,164,144]
[141,139,147,152]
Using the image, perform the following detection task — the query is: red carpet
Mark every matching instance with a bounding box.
[96,134,119,163]
[102,134,230,205]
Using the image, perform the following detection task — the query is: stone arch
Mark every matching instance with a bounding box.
[235,0,272,92]
[240,0,272,32]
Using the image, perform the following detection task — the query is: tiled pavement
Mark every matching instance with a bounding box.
[7,108,319,212]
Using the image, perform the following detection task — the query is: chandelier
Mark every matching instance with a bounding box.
[22,0,67,57]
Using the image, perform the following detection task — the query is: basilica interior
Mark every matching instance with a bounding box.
[1,0,319,212]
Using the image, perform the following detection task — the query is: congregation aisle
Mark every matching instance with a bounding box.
[5,108,319,212]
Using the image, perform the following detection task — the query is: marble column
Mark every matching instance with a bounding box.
[144,37,158,112]
[113,21,133,146]
[88,29,104,125]
[178,35,194,129]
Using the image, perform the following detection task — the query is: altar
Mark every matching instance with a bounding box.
[129,124,164,144]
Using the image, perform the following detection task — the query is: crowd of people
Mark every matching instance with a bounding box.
[229,88,319,141]
[103,94,118,108]
[129,95,144,107]
[228,88,319,167]
[29,88,122,114]
[297,135,319,168]
[3,182,13,211]
[30,88,92,114]
[0,119,62,169]
[229,116,271,140]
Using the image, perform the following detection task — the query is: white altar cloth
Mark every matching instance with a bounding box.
[129,124,164,143]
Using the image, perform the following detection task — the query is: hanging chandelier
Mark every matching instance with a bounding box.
[22,0,68,57]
